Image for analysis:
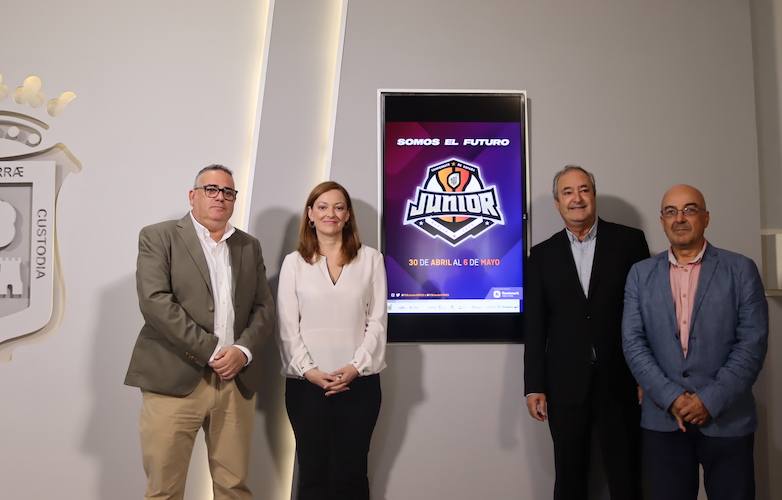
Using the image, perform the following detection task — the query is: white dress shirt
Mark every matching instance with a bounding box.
[189,213,251,364]
[565,219,598,296]
[277,245,387,377]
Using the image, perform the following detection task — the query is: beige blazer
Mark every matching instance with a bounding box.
[124,213,275,398]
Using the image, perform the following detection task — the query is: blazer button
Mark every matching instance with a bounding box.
[585,315,591,320]
[208,305,214,312]
[683,370,690,378]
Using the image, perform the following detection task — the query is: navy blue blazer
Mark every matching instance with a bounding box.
[622,244,768,437]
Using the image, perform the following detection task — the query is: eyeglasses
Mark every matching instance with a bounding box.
[194,184,238,201]
[660,206,702,218]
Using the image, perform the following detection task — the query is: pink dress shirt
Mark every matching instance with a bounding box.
[668,242,707,357]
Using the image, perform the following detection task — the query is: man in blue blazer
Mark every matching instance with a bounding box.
[622,184,768,500]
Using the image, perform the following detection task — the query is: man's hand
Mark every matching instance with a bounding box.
[209,346,247,381]
[526,393,547,422]
[637,386,644,405]
[679,393,710,426]
[670,393,689,432]
[324,365,359,396]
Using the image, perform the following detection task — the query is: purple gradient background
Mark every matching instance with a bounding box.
[383,121,525,306]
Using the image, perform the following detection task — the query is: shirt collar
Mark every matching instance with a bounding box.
[190,211,235,244]
[565,218,598,244]
[668,240,708,267]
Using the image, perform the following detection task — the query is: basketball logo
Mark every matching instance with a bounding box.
[404,159,503,246]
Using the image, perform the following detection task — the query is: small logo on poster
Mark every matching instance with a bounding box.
[0,73,81,357]
[404,159,503,246]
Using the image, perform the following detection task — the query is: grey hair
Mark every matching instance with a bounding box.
[194,164,233,187]
[552,164,596,200]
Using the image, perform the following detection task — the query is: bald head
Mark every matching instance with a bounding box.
[661,184,706,212]
[659,184,709,256]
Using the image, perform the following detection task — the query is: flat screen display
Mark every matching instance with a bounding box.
[380,92,528,342]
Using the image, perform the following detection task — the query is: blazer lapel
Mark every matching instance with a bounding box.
[227,233,243,303]
[690,245,718,326]
[176,214,213,296]
[556,229,587,301]
[654,252,679,341]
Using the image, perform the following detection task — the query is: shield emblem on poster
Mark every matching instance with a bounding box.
[404,159,504,246]
[0,74,81,353]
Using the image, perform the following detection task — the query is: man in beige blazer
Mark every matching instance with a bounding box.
[125,164,274,500]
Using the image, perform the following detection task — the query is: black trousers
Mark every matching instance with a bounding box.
[642,428,755,500]
[547,373,641,500]
[285,374,381,500]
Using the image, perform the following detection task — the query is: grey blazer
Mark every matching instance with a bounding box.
[622,244,767,437]
[124,213,275,398]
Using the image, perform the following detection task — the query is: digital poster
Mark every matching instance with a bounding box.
[380,92,528,342]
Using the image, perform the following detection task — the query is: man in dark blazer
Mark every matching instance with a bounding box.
[125,164,274,500]
[524,165,649,500]
[622,184,767,500]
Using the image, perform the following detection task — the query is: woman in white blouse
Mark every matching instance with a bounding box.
[277,181,387,500]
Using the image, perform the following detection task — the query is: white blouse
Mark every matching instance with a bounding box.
[277,245,387,377]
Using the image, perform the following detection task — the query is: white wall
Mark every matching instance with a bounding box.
[750,1,782,499]
[1,1,778,499]
[0,2,276,499]
[246,1,348,498]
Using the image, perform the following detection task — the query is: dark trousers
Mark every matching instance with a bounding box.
[547,375,641,500]
[285,374,381,500]
[642,428,755,500]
